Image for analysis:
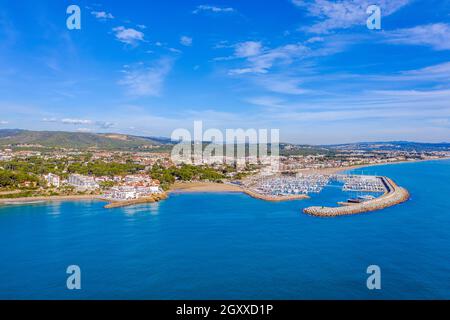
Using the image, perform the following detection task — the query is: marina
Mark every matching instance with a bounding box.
[244,174,388,197]
[243,174,331,197]
[241,173,408,215]
[304,177,410,217]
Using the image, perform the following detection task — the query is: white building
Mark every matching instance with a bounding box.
[103,185,161,201]
[44,173,60,188]
[68,174,99,191]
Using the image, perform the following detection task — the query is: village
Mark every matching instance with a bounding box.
[1,143,449,206]
[42,173,163,202]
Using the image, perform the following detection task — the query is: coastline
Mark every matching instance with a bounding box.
[169,182,243,193]
[170,181,309,201]
[0,195,98,205]
[331,157,450,174]
[0,158,447,205]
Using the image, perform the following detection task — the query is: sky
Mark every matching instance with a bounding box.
[0,0,449,144]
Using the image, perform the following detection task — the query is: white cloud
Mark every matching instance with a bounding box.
[305,36,324,44]
[246,96,286,108]
[0,120,8,125]
[76,128,94,133]
[96,121,115,129]
[428,118,450,127]
[384,23,450,50]
[113,26,145,45]
[119,58,173,97]
[62,119,93,125]
[234,41,263,58]
[193,5,235,14]
[292,0,411,33]
[169,47,182,54]
[256,75,309,95]
[372,62,450,83]
[180,36,193,46]
[229,43,309,75]
[91,11,114,20]
[41,118,58,122]
[42,118,114,129]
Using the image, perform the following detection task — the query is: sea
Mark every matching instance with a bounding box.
[0,160,449,299]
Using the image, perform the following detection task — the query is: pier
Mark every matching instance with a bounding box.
[103,192,168,209]
[303,177,410,217]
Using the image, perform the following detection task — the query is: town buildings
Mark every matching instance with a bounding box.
[43,173,60,188]
[68,174,100,191]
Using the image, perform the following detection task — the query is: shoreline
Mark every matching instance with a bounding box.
[0,195,99,205]
[299,157,450,175]
[0,157,447,205]
[170,181,309,202]
[169,182,243,193]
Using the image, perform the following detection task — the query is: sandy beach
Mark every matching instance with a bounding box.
[0,195,98,205]
[169,182,243,193]
[170,181,309,201]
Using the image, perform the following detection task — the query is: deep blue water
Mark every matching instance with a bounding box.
[1,160,450,299]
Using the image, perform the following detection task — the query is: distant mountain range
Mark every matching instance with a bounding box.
[1,129,449,152]
[0,129,164,150]
[324,141,450,151]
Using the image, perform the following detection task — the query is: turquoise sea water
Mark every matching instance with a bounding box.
[0,160,450,300]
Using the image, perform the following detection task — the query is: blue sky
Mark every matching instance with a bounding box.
[0,0,449,144]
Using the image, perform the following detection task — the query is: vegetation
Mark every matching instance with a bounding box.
[149,163,228,190]
[0,129,164,151]
[67,161,144,177]
[0,169,40,188]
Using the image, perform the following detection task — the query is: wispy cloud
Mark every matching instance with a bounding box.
[292,0,411,33]
[193,5,235,14]
[119,58,173,97]
[229,43,309,75]
[91,11,114,20]
[0,120,8,125]
[255,75,309,95]
[248,88,450,123]
[95,121,115,129]
[62,118,93,125]
[372,61,450,83]
[180,36,193,46]
[41,117,58,123]
[76,128,94,133]
[112,26,145,45]
[234,41,263,58]
[42,118,115,129]
[384,23,450,50]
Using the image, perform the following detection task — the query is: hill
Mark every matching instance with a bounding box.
[0,129,164,150]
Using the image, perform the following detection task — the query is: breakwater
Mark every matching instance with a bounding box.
[104,193,168,209]
[303,177,410,217]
